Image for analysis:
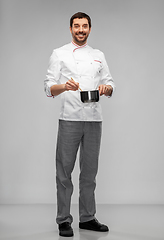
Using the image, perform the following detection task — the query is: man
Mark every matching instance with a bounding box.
[44,12,115,237]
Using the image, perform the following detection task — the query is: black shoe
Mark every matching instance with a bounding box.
[79,218,109,232]
[58,222,74,237]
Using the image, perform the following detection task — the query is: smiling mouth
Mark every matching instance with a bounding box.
[77,34,86,37]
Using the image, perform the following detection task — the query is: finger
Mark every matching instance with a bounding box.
[67,81,76,88]
[66,82,75,90]
[70,78,79,87]
[99,86,103,96]
[101,86,105,95]
[104,86,109,94]
[69,80,79,88]
[66,81,79,91]
[98,86,101,95]
[104,86,112,96]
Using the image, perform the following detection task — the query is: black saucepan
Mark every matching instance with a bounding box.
[80,90,99,103]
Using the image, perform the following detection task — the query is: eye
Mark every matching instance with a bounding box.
[83,25,88,29]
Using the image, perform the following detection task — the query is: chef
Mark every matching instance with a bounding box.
[44,12,115,237]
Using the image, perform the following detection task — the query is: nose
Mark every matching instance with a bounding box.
[79,26,83,32]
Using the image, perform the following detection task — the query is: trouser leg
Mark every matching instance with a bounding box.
[56,120,83,224]
[79,121,102,222]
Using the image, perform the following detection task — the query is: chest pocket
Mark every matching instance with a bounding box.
[92,60,103,76]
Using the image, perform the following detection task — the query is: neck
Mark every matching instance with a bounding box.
[72,40,87,47]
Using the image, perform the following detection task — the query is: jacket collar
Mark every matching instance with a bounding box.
[71,41,88,52]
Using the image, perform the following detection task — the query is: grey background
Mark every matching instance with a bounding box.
[0,0,164,204]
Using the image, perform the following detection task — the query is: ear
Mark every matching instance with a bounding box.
[69,26,72,34]
[89,27,91,33]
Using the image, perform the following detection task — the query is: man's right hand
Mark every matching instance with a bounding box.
[65,79,79,91]
[50,79,79,97]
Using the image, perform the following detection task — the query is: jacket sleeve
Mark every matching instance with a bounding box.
[100,52,116,97]
[44,50,61,97]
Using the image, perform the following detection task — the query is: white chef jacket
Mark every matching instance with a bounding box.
[44,41,115,121]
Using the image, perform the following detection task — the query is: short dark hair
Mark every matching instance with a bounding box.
[70,12,91,28]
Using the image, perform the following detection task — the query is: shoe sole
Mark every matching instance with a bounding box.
[79,226,109,232]
[59,231,74,237]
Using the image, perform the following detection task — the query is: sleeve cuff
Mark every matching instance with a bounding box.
[44,82,57,98]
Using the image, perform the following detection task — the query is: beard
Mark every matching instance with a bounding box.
[72,32,89,45]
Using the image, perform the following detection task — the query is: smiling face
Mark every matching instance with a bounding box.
[70,18,91,46]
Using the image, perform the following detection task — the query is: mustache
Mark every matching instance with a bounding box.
[76,32,86,35]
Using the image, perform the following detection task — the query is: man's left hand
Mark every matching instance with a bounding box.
[98,84,113,96]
